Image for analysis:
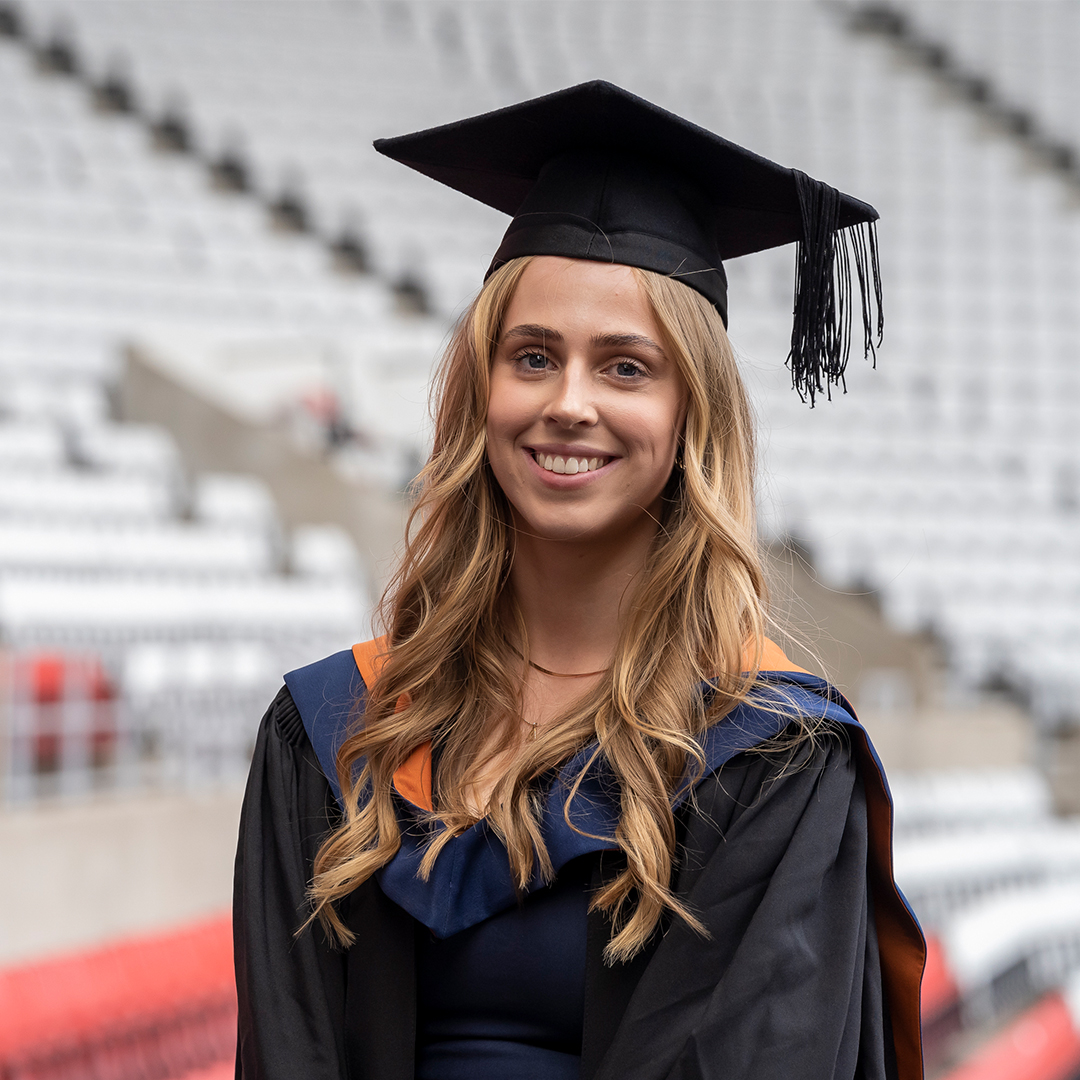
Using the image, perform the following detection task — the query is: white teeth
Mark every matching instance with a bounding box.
[535,453,606,475]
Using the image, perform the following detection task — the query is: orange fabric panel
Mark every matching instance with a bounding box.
[744,640,924,1075]
[358,636,806,688]
[360,635,814,824]
[394,742,434,812]
[359,636,806,687]
[351,637,389,689]
[746,638,924,1077]
[352,638,433,812]
[857,726,926,1080]
[745,637,812,675]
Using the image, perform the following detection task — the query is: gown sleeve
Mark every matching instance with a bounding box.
[596,727,897,1080]
[233,686,349,1080]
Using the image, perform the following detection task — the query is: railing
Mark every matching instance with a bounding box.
[0,645,281,804]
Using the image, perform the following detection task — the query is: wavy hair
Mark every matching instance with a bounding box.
[309,257,778,962]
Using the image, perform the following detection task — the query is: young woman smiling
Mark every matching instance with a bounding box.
[479,256,691,798]
[234,84,924,1080]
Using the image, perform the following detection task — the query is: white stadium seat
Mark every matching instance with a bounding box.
[0,470,175,523]
[192,473,279,533]
[889,767,1053,836]
[0,419,66,470]
[0,575,368,648]
[895,820,1080,927]
[944,879,1080,1002]
[291,523,365,582]
[0,520,274,577]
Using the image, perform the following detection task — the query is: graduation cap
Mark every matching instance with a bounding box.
[375,80,882,404]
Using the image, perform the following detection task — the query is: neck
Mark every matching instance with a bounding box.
[507,516,658,673]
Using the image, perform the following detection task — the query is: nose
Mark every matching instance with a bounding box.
[542,362,598,428]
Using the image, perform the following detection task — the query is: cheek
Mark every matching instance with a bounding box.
[485,379,513,446]
[485,380,532,473]
[614,399,684,460]
[487,371,527,429]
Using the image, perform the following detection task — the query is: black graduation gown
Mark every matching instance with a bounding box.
[234,680,917,1080]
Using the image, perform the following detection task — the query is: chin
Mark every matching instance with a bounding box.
[520,519,591,543]
[518,510,626,545]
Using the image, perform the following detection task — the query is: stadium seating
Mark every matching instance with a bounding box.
[894,821,1080,927]
[890,767,1052,836]
[0,913,235,1080]
[892,764,1080,1070]
[941,971,1080,1080]
[942,879,1080,1021]
[893,1,1080,167]
[0,3,1079,1073]
[0,521,275,577]
[13,0,1079,734]
[0,13,382,804]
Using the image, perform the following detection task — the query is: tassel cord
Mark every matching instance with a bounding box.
[788,170,884,406]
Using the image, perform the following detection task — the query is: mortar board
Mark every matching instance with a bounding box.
[375,80,882,404]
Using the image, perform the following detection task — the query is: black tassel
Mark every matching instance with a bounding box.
[788,170,883,405]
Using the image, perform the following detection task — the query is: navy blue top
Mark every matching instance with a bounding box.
[415,857,590,1080]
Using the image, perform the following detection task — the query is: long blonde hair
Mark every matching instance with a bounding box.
[310,257,773,962]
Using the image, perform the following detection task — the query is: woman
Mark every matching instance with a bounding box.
[234,82,924,1080]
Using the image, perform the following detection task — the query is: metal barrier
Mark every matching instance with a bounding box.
[0,643,283,804]
[0,650,130,802]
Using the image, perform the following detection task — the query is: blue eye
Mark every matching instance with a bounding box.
[615,361,643,378]
[518,352,549,370]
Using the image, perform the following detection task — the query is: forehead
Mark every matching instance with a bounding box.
[501,257,661,339]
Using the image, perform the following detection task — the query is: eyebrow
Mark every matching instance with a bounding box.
[501,324,665,355]
[502,324,562,343]
[590,332,665,354]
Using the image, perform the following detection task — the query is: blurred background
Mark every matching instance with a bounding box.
[0,1,1077,1078]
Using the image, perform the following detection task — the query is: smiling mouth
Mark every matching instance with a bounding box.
[530,451,612,475]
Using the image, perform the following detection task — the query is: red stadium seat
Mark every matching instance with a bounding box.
[23,653,117,772]
[0,913,235,1080]
[921,933,963,1069]
[922,933,960,1021]
[941,988,1080,1080]
[177,1062,235,1080]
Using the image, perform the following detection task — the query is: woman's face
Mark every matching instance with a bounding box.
[486,257,688,547]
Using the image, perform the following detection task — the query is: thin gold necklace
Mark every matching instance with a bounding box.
[509,644,607,740]
[508,643,607,679]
